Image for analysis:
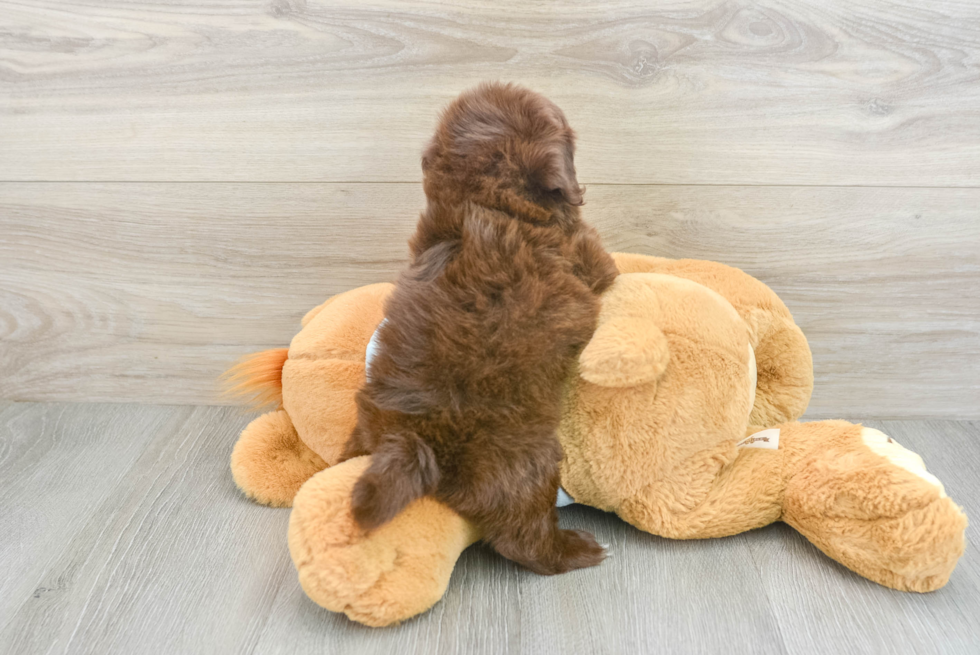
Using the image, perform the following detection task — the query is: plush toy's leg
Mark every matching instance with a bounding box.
[781,421,967,592]
[288,457,480,627]
[616,420,966,595]
[231,410,327,508]
[616,441,786,539]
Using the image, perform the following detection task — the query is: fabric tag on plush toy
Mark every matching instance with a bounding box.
[738,428,780,450]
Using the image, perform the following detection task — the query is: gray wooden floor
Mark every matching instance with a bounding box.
[0,401,976,655]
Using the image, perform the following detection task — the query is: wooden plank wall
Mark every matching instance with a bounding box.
[1,0,978,417]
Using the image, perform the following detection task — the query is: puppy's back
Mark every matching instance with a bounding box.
[379,205,599,409]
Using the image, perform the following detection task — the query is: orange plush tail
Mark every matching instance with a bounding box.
[221,348,289,410]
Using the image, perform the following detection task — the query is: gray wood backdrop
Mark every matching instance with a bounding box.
[2,0,978,418]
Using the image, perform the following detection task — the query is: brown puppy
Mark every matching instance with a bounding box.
[343,83,617,575]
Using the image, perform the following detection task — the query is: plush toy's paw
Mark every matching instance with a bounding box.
[231,410,327,508]
[288,457,480,627]
[783,422,966,592]
[859,428,947,497]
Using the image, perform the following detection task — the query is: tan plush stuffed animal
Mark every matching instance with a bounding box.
[226,253,966,628]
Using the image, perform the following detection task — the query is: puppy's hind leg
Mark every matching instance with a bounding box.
[496,507,606,575]
[462,452,606,575]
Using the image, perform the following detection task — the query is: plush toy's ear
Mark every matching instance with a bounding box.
[578,316,670,387]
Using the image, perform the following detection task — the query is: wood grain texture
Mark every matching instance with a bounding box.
[0,402,177,624]
[3,0,978,649]
[0,404,977,654]
[2,0,979,184]
[0,403,291,655]
[2,182,977,417]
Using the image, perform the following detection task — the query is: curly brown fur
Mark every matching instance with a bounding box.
[343,83,618,575]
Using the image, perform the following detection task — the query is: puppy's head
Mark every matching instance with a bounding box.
[422,82,583,222]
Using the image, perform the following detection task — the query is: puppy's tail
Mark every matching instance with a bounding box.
[221,348,289,410]
[351,432,441,531]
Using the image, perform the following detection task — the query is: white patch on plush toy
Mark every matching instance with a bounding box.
[861,428,946,497]
[738,428,780,450]
[364,319,577,508]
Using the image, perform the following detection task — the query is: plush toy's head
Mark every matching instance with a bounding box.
[559,274,755,515]
[557,254,813,535]
[610,254,813,429]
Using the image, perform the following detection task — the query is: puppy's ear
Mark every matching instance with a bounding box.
[535,139,584,206]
